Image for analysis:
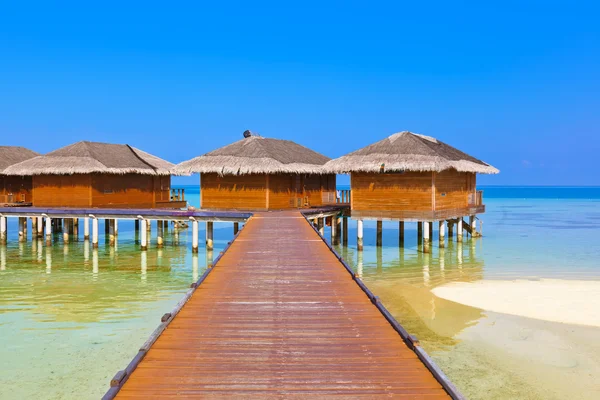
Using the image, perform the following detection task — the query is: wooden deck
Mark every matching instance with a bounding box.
[107,211,455,399]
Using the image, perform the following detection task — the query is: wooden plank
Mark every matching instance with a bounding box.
[109,211,454,399]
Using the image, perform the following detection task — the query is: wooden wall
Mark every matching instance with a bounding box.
[351,170,477,213]
[201,173,268,210]
[0,175,34,203]
[32,174,172,208]
[33,174,92,207]
[91,174,160,208]
[269,174,295,209]
[351,172,433,212]
[435,170,475,210]
[200,173,337,210]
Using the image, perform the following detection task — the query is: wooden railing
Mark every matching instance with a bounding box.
[476,190,483,206]
[170,188,185,202]
[337,189,351,205]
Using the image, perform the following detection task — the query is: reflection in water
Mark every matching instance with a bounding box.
[0,246,5,271]
[46,250,51,273]
[84,240,89,262]
[141,251,147,281]
[92,249,99,276]
[357,251,363,277]
[192,254,199,282]
[0,222,228,400]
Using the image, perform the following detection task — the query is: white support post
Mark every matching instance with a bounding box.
[140,219,148,250]
[0,216,6,244]
[470,215,477,237]
[84,217,90,240]
[438,220,446,248]
[114,219,118,237]
[92,217,98,249]
[37,217,43,239]
[45,216,52,246]
[192,220,199,253]
[206,221,214,250]
[423,220,430,253]
[457,218,463,242]
[318,218,325,236]
[357,219,364,251]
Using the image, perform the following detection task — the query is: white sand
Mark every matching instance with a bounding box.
[432,279,600,328]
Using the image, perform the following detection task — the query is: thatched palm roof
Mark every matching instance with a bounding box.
[3,141,177,176]
[0,146,40,173]
[175,132,331,175]
[324,131,499,174]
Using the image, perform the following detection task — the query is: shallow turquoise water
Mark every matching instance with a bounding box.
[323,197,600,399]
[0,218,236,399]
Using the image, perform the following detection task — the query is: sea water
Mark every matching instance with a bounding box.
[1,186,599,399]
[0,214,234,399]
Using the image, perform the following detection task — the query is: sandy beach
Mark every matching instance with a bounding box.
[432,279,600,327]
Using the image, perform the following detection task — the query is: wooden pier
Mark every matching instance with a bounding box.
[104,211,460,399]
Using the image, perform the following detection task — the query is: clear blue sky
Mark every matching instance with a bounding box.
[1,1,598,186]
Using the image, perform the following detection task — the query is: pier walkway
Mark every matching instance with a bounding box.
[107,211,454,399]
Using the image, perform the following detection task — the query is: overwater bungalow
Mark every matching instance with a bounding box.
[175,131,336,210]
[324,131,498,247]
[2,141,185,209]
[0,146,40,206]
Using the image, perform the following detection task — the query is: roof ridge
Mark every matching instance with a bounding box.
[127,145,158,172]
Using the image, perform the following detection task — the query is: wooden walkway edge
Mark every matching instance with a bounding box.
[104,211,463,399]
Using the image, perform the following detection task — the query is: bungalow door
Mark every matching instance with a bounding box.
[292,175,303,208]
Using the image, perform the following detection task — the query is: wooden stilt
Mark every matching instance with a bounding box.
[134,219,140,233]
[206,221,214,250]
[335,217,342,245]
[331,217,338,245]
[376,220,383,247]
[157,220,164,248]
[417,222,423,247]
[105,219,110,235]
[233,222,239,235]
[357,219,364,251]
[109,219,115,246]
[163,220,169,234]
[399,221,405,247]
[18,217,25,242]
[342,217,348,246]
[448,221,454,238]
[63,219,70,244]
[31,217,37,240]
